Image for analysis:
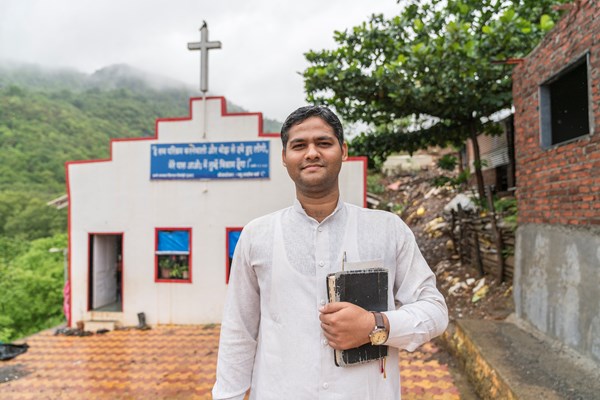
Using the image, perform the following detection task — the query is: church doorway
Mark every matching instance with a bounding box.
[88,233,123,312]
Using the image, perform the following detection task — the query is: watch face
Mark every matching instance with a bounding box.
[370,329,388,345]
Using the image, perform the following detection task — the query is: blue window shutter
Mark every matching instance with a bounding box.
[228,230,241,258]
[158,230,189,253]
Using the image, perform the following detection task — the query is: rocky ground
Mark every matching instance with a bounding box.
[373,168,516,398]
[371,169,515,323]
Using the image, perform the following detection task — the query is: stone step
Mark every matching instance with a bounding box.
[87,311,123,322]
[84,320,117,332]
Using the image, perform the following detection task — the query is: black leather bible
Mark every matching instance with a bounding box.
[326,267,389,367]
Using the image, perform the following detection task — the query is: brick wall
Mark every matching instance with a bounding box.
[513,0,600,226]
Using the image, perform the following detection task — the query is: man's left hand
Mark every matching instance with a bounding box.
[319,302,373,350]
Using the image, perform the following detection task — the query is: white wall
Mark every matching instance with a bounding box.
[67,97,366,326]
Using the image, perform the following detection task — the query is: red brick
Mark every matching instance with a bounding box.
[513,0,599,226]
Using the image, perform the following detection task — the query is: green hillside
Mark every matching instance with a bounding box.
[0,63,282,238]
[0,62,282,341]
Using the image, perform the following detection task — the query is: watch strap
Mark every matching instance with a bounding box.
[372,311,385,329]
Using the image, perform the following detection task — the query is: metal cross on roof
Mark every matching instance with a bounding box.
[188,21,222,93]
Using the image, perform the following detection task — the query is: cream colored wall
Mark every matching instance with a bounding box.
[68,98,365,326]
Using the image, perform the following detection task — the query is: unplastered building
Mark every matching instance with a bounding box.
[512,0,600,364]
[66,96,366,329]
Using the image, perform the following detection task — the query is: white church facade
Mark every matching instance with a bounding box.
[65,96,367,328]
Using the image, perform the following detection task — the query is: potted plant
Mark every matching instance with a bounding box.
[170,263,183,279]
[159,256,171,279]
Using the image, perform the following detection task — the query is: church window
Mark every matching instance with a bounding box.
[155,228,192,283]
[225,227,243,284]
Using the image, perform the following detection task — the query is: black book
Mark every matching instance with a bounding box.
[326,267,388,367]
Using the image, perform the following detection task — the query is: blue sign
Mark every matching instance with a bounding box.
[150,141,270,180]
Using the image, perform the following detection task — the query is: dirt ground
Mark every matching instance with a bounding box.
[373,170,515,323]
[373,169,517,399]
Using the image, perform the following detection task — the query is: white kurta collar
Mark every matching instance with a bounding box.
[292,197,345,223]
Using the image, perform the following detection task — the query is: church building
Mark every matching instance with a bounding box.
[65,96,366,329]
[65,24,366,330]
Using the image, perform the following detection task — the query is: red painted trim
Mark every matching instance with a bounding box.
[346,156,368,208]
[225,227,244,284]
[154,227,193,284]
[66,164,73,326]
[175,97,281,138]
[86,234,90,313]
[119,236,124,312]
[65,96,281,169]
[86,232,124,313]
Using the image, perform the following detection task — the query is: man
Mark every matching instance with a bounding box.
[212,106,448,399]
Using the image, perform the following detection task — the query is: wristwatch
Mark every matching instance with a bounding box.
[369,312,388,345]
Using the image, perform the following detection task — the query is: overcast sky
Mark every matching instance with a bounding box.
[0,0,402,122]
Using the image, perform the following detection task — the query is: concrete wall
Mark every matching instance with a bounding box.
[514,224,600,363]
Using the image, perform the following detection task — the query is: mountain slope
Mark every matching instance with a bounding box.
[0,63,283,192]
[0,62,282,240]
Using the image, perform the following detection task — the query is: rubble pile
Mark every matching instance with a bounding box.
[373,169,515,321]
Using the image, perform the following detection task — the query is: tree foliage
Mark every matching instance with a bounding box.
[0,84,192,245]
[0,234,67,342]
[0,65,194,341]
[303,0,568,196]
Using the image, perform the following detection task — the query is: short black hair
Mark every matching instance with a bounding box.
[280,105,344,149]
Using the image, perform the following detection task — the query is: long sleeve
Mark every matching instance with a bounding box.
[383,218,448,351]
[212,228,260,400]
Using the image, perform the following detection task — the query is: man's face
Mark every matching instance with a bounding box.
[282,116,348,197]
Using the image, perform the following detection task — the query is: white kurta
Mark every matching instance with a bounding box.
[213,200,448,400]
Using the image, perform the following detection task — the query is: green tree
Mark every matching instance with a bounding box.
[303,0,567,200]
[0,234,66,342]
[0,191,66,240]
